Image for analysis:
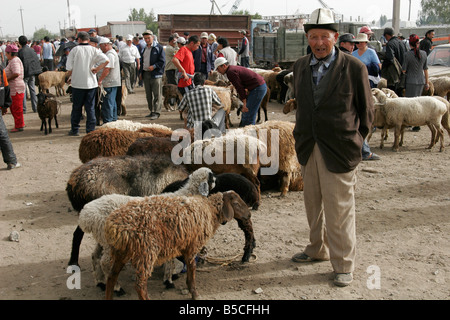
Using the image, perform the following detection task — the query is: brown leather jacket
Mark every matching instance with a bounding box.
[292,47,374,173]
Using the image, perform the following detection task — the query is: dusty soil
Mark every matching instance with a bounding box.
[0,86,448,301]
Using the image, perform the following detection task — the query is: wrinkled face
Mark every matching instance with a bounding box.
[340,41,354,53]
[144,34,153,46]
[307,28,338,60]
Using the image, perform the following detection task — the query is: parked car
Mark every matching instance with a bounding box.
[427,44,450,77]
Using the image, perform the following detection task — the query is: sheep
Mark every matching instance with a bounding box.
[77,167,217,294]
[430,76,450,101]
[184,134,267,195]
[104,191,251,300]
[284,72,294,102]
[371,88,447,152]
[205,85,243,129]
[38,71,68,96]
[163,84,183,119]
[162,172,258,262]
[283,99,297,114]
[227,121,303,197]
[78,123,173,163]
[78,128,155,163]
[66,154,190,267]
[101,119,172,133]
[249,67,281,102]
[36,92,60,135]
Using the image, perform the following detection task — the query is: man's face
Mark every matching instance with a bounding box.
[308,29,338,60]
[216,64,226,75]
[201,38,208,45]
[340,41,354,53]
[429,32,435,39]
[188,41,201,52]
[144,35,153,45]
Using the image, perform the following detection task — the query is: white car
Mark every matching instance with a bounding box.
[427,44,450,77]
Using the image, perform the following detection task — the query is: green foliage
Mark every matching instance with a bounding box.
[33,28,59,41]
[379,15,388,27]
[418,0,450,25]
[232,10,262,19]
[128,8,158,34]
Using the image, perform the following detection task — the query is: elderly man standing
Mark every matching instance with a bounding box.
[140,30,165,120]
[98,37,121,124]
[291,8,373,287]
[66,31,109,136]
[119,35,141,94]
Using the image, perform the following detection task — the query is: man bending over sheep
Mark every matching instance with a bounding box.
[178,73,224,132]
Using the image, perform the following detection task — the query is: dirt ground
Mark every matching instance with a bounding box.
[0,86,449,301]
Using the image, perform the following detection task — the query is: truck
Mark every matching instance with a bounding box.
[157,14,251,47]
[252,22,368,69]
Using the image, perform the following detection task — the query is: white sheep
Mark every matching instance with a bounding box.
[101,119,172,132]
[226,121,303,197]
[184,134,267,195]
[38,71,68,96]
[104,191,251,300]
[77,167,216,295]
[430,76,450,101]
[371,88,447,152]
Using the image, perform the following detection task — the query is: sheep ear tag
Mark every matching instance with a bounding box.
[199,182,210,197]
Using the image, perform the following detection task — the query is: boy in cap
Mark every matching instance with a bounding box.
[291,8,374,287]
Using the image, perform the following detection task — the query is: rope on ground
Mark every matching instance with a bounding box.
[197,253,258,272]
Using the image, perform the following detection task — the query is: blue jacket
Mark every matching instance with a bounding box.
[140,41,166,79]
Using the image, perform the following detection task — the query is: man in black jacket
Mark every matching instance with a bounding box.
[18,36,42,113]
[382,27,408,96]
[419,29,434,56]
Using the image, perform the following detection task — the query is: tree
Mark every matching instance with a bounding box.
[379,15,388,28]
[418,0,450,25]
[33,28,58,41]
[232,10,262,19]
[128,8,158,34]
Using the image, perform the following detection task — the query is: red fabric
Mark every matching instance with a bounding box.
[10,93,25,129]
[174,46,194,88]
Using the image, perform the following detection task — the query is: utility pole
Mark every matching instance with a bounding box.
[19,6,25,35]
[392,0,401,34]
[67,0,72,29]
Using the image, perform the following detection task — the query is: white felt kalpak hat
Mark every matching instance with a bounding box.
[304,8,339,33]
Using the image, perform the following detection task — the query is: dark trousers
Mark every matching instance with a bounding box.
[71,87,97,134]
[0,114,17,165]
[165,69,178,86]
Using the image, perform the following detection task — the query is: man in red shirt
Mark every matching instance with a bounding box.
[214,57,267,127]
[172,35,200,96]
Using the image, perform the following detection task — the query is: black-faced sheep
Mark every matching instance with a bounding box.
[371,88,448,152]
[104,191,251,300]
[36,92,60,135]
[66,155,190,267]
[76,167,216,294]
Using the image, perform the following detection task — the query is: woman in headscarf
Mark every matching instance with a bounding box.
[402,34,429,98]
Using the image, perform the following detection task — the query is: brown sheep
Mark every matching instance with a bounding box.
[78,128,155,163]
[104,191,251,300]
[162,84,183,112]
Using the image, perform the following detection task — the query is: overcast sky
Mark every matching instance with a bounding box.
[1,0,423,38]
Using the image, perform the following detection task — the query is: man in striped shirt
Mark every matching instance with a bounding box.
[178,73,222,129]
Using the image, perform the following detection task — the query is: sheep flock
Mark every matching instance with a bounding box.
[62,69,449,300]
